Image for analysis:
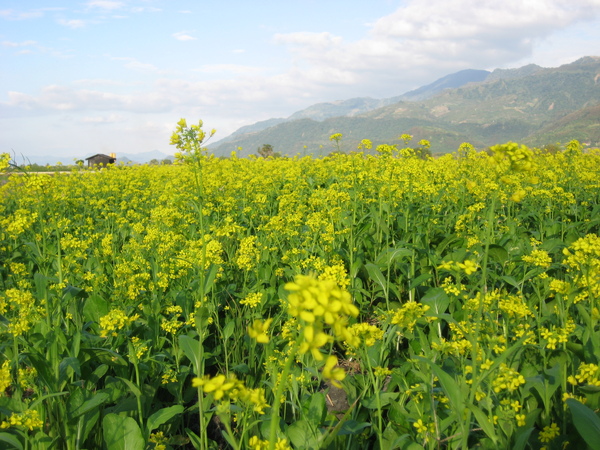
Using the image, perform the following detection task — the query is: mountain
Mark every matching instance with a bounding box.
[392,69,491,101]
[209,68,493,150]
[210,56,600,155]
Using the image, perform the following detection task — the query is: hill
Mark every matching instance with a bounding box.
[210,56,600,156]
[209,68,493,151]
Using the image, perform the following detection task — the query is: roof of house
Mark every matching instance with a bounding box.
[85,154,115,160]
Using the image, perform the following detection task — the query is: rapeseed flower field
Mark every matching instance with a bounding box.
[1,123,600,449]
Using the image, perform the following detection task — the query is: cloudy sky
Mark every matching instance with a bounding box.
[2,0,600,162]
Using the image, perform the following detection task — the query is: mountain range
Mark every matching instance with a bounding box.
[209,56,600,156]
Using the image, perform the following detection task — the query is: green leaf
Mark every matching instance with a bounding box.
[203,264,219,293]
[308,392,326,424]
[81,348,128,367]
[487,244,508,264]
[408,273,432,290]
[59,357,81,385]
[337,420,371,436]
[287,419,319,450]
[421,287,450,315]
[0,432,23,450]
[185,428,202,450]
[222,320,236,341]
[83,294,109,325]
[467,404,497,444]
[365,262,388,296]
[415,357,463,412]
[375,247,412,267]
[147,405,184,432]
[179,335,202,372]
[567,398,600,449]
[116,377,141,398]
[69,392,110,420]
[103,414,144,450]
[512,427,534,450]
[361,392,400,409]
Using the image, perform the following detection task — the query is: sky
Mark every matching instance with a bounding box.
[2,0,600,163]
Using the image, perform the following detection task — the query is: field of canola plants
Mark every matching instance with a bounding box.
[1,119,600,450]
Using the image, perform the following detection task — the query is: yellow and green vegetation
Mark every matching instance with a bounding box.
[1,121,600,449]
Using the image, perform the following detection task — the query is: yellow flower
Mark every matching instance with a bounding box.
[240,292,263,308]
[0,361,11,394]
[539,423,560,443]
[192,374,240,400]
[322,355,346,388]
[457,259,478,275]
[248,318,272,344]
[299,324,332,360]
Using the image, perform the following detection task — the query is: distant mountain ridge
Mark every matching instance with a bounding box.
[210,56,600,155]
[210,68,493,148]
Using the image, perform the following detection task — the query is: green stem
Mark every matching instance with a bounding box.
[268,343,298,450]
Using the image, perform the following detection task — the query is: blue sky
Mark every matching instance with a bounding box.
[2,0,600,163]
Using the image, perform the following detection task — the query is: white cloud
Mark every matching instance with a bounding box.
[58,18,86,29]
[195,64,265,75]
[86,1,125,10]
[2,40,37,47]
[112,56,160,72]
[269,0,600,96]
[173,31,197,41]
[0,9,43,20]
[131,7,161,13]
[80,114,123,124]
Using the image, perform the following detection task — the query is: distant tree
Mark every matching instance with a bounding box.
[416,139,432,159]
[541,143,561,154]
[257,144,275,158]
[149,159,160,165]
[161,158,172,165]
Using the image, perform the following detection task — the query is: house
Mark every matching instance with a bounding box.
[86,153,116,168]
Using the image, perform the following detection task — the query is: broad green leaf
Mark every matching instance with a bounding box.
[203,263,219,293]
[69,392,109,420]
[116,377,142,398]
[338,420,371,436]
[361,392,400,409]
[567,398,600,449]
[421,287,450,315]
[103,414,144,450]
[308,392,326,424]
[222,320,236,341]
[287,419,319,450]
[365,262,387,296]
[179,335,202,372]
[81,348,128,367]
[147,405,184,432]
[512,427,534,450]
[375,247,412,267]
[415,357,463,412]
[467,404,497,444]
[408,273,432,290]
[184,428,201,450]
[59,357,81,385]
[0,432,23,450]
[83,294,109,325]
[487,244,508,264]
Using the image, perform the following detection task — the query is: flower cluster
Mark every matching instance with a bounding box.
[285,274,359,360]
[99,308,139,338]
[492,363,526,393]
